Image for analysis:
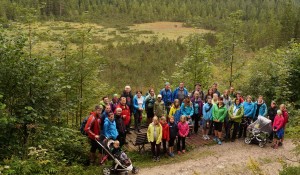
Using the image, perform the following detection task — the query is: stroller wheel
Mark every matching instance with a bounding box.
[103,167,111,175]
[132,167,139,174]
[259,141,266,148]
[244,137,251,144]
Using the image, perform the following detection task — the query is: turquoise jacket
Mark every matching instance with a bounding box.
[180,103,194,117]
[254,101,268,117]
[243,101,255,118]
[203,103,213,120]
[103,118,118,140]
[133,95,145,114]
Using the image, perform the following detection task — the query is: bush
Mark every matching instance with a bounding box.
[280,166,300,175]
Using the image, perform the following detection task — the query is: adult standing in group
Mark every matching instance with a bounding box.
[229,86,236,99]
[103,112,118,140]
[228,98,244,142]
[212,83,221,97]
[254,95,268,121]
[190,83,205,101]
[172,82,188,105]
[84,105,103,165]
[145,88,156,125]
[191,91,203,134]
[212,97,228,145]
[239,95,255,138]
[117,97,131,135]
[268,101,277,141]
[236,91,244,103]
[115,108,126,147]
[110,94,119,113]
[121,85,134,133]
[133,90,145,133]
[100,96,110,111]
[202,96,213,140]
[204,88,214,103]
[160,82,173,116]
[222,89,232,141]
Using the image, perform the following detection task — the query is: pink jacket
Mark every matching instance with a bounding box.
[273,114,284,130]
[178,121,189,137]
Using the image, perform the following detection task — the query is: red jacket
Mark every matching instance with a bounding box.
[273,114,284,130]
[116,104,131,126]
[84,112,101,140]
[160,122,170,141]
[178,121,189,137]
[282,110,289,127]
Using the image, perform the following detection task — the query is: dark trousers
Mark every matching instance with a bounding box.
[177,136,186,151]
[227,121,240,140]
[117,132,126,147]
[134,111,142,131]
[151,142,161,157]
[162,139,167,153]
[224,115,230,139]
[238,117,252,138]
[193,113,200,133]
[208,121,214,135]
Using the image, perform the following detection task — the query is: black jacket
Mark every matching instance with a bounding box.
[268,107,277,122]
[169,122,178,139]
[115,114,126,134]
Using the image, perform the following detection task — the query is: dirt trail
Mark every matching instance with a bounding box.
[140,139,299,175]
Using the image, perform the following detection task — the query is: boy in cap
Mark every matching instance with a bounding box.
[154,94,166,118]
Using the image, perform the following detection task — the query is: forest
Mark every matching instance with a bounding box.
[0,0,300,174]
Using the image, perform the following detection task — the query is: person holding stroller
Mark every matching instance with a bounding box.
[84,105,103,165]
[239,95,255,138]
[228,98,244,142]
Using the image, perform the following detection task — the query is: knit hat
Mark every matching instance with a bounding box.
[277,110,282,115]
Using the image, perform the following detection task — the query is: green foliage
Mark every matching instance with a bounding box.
[280,166,300,175]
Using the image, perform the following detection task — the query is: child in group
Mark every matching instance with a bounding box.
[147,116,162,162]
[272,110,285,149]
[169,99,181,123]
[180,96,194,125]
[154,94,166,118]
[168,116,177,157]
[202,96,213,140]
[177,116,189,154]
[160,116,170,156]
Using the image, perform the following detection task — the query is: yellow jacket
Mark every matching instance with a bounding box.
[147,123,162,144]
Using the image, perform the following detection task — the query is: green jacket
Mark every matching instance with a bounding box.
[212,104,228,122]
[147,123,162,144]
[153,101,165,117]
[228,104,244,123]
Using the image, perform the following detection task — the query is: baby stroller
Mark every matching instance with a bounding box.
[244,116,272,148]
[95,136,138,175]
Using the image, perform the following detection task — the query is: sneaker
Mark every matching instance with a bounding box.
[152,156,157,162]
[203,135,208,140]
[278,142,283,146]
[206,135,210,140]
[177,151,181,155]
[213,137,218,142]
[171,153,175,157]
[182,150,186,153]
[156,156,160,162]
[217,139,222,145]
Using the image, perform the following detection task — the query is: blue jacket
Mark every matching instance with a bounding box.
[172,87,188,102]
[254,101,268,117]
[202,103,213,120]
[243,101,255,118]
[160,88,172,105]
[180,103,194,117]
[103,118,118,140]
[133,95,145,114]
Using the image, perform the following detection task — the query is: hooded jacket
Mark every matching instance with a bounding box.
[169,105,181,123]
[116,103,131,126]
[180,102,194,117]
[160,122,170,141]
[243,101,255,118]
[202,103,213,120]
[228,103,244,123]
[191,97,203,116]
[147,122,162,144]
[212,104,228,122]
[115,114,126,135]
[84,112,101,140]
[168,122,178,139]
[160,88,172,105]
[178,121,189,137]
[254,101,268,117]
[133,95,145,114]
[103,117,118,140]
[172,87,188,102]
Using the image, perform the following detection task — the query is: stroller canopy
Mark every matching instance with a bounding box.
[249,116,273,134]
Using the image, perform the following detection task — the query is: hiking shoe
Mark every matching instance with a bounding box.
[213,137,218,142]
[152,156,157,162]
[206,135,210,140]
[278,142,283,146]
[170,153,175,157]
[217,139,222,145]
[156,156,160,162]
[203,135,208,140]
[177,151,181,155]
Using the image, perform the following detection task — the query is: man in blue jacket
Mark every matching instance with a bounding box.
[103,112,119,140]
[160,82,173,115]
[172,82,188,105]
[253,95,268,121]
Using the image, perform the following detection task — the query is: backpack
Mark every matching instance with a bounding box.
[80,116,90,136]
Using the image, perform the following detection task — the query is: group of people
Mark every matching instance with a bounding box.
[83,82,289,164]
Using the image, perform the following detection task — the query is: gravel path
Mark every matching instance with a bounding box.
[139,139,299,175]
